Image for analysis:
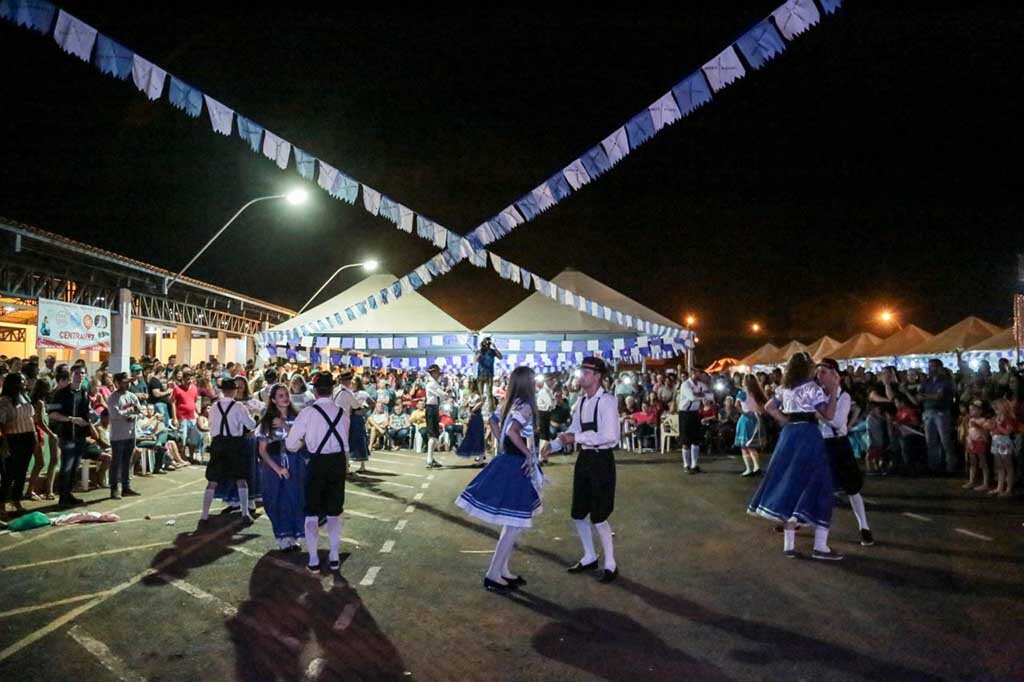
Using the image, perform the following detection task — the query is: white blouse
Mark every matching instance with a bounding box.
[779,381,827,414]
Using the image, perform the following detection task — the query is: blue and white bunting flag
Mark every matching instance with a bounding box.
[203,94,233,135]
[262,130,291,169]
[362,185,382,215]
[601,126,630,166]
[772,0,821,40]
[236,115,264,153]
[94,34,132,80]
[736,19,786,70]
[53,10,95,62]
[293,147,315,180]
[624,109,656,149]
[702,45,746,92]
[132,54,166,101]
[168,76,203,117]
[0,0,55,34]
[648,91,682,132]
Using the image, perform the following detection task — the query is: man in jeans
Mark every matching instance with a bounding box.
[48,365,91,508]
[171,368,200,462]
[107,372,142,499]
[919,358,957,474]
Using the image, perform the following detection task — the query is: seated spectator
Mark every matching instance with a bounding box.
[80,412,112,490]
[388,404,412,450]
[439,403,463,451]
[549,390,571,440]
[368,402,391,450]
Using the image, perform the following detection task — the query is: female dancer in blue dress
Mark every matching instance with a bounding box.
[734,373,768,476]
[455,367,543,593]
[256,384,307,552]
[456,379,487,464]
[347,376,371,475]
[747,351,843,560]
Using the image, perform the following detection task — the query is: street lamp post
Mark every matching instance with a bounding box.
[297,260,380,315]
[163,189,308,295]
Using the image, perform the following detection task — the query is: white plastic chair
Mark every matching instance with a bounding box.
[660,414,679,453]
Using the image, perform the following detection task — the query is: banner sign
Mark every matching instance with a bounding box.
[36,298,112,351]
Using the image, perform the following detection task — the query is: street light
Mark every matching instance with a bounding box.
[685,314,697,327]
[163,190,309,294]
[750,322,762,333]
[878,309,902,331]
[297,260,380,314]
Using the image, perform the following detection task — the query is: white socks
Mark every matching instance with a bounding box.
[574,519,598,564]
[237,483,250,519]
[594,521,616,572]
[783,528,796,552]
[813,526,831,553]
[690,445,700,468]
[304,516,320,567]
[326,515,342,562]
[681,447,690,467]
[426,438,436,465]
[849,494,870,531]
[200,486,216,520]
[742,454,753,474]
[487,525,522,583]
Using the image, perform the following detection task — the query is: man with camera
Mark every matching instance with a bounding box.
[475,337,502,408]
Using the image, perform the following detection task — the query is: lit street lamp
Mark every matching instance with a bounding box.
[297,260,380,314]
[163,189,309,294]
[685,314,697,327]
[878,309,903,331]
[750,322,762,333]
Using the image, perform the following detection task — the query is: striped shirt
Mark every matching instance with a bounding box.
[0,395,37,434]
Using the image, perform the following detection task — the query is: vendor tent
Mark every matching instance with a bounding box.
[868,325,933,359]
[967,327,1016,352]
[806,336,843,362]
[770,340,808,365]
[903,316,1002,357]
[831,333,884,361]
[738,343,780,367]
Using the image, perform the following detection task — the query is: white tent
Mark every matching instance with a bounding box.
[264,273,472,356]
[483,269,676,335]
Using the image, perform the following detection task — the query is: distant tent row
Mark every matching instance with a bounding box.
[738,317,1018,369]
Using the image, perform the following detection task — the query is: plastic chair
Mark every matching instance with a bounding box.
[660,414,679,453]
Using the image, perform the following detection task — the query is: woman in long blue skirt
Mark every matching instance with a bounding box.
[257,385,306,551]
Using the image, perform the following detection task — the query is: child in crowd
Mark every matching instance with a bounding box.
[963,400,990,491]
[986,399,1017,497]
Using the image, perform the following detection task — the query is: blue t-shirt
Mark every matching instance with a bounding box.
[477,347,498,376]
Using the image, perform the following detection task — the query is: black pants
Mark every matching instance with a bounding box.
[58,438,86,502]
[571,449,616,523]
[825,436,864,495]
[305,453,346,517]
[110,438,136,492]
[1,433,36,504]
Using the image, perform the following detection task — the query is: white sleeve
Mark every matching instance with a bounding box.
[285,410,307,451]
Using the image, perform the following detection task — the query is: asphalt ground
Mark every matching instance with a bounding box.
[1,447,1022,682]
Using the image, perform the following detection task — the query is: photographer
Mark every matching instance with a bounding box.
[475,336,502,407]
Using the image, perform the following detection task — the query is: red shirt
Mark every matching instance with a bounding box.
[632,411,657,426]
[172,382,199,420]
[895,406,921,428]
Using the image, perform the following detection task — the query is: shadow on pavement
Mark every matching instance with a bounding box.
[141,514,256,585]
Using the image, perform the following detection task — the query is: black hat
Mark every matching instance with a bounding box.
[338,370,354,382]
[112,371,129,383]
[219,377,238,390]
[580,356,608,375]
[818,358,841,373]
[427,364,441,374]
[311,371,335,389]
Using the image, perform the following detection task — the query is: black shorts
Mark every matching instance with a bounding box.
[305,453,346,517]
[679,411,703,446]
[571,449,616,523]
[425,405,441,439]
[537,411,552,441]
[826,436,864,495]
[205,436,248,483]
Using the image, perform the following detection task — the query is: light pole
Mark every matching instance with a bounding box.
[879,310,903,331]
[163,189,309,294]
[297,260,380,314]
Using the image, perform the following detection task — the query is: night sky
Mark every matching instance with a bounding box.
[2,2,1021,360]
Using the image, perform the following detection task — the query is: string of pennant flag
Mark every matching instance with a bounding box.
[2,0,842,344]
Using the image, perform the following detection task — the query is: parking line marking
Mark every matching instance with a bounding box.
[420,483,430,489]
[427,475,435,481]
[69,625,148,682]
[413,493,424,501]
[459,550,494,554]
[2,541,168,572]
[902,512,933,522]
[345,510,391,521]
[228,545,309,576]
[0,591,111,620]
[954,528,993,542]
[360,566,381,586]
[404,506,415,514]
[333,603,359,631]
[394,519,407,532]
[159,576,237,616]
[380,540,395,553]
[346,489,392,501]
[374,481,416,490]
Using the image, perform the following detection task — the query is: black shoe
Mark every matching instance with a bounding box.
[860,529,875,546]
[153,470,169,475]
[599,568,618,583]
[741,470,754,477]
[483,577,511,594]
[122,489,141,497]
[306,563,321,573]
[752,469,763,476]
[567,560,599,574]
[783,549,799,559]
[690,466,702,474]
[328,559,341,572]
[284,544,301,553]
[110,491,122,500]
[504,575,527,587]
[241,515,256,526]
[684,465,693,473]
[811,549,844,561]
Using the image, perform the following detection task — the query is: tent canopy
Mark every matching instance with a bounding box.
[966,327,1016,352]
[904,316,1002,356]
[770,340,808,365]
[869,324,933,358]
[738,343,780,367]
[831,332,884,360]
[806,336,843,363]
[266,273,471,338]
[483,268,676,335]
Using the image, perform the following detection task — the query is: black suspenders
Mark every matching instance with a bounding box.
[216,401,235,437]
[312,405,344,454]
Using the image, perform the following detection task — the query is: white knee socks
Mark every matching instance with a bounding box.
[574,519,597,564]
[681,446,691,467]
[594,521,616,572]
[487,525,521,582]
[326,515,342,562]
[690,445,700,468]
[813,526,831,553]
[783,528,796,552]
[200,486,216,520]
[304,516,320,567]
[849,494,870,531]
[426,438,436,465]
[237,482,250,519]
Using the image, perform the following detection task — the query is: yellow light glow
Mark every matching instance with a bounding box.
[751,323,762,333]
[685,315,697,327]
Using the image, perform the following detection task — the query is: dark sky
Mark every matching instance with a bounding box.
[2,2,1022,360]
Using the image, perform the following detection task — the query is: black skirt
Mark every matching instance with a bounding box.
[825,436,864,495]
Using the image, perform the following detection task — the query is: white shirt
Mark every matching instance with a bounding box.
[778,381,827,414]
[208,397,257,438]
[550,387,620,452]
[287,397,347,454]
[819,390,851,438]
[536,385,554,412]
[678,379,712,411]
[425,378,445,406]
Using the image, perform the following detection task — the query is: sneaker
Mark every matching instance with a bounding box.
[860,529,874,546]
[783,549,799,559]
[110,490,122,500]
[684,466,693,474]
[122,489,141,497]
[690,466,702,474]
[811,549,844,561]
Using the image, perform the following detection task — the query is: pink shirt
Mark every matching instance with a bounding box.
[172,382,200,421]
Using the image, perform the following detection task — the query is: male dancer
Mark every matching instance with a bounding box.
[333,371,360,475]
[424,364,445,468]
[200,377,258,525]
[677,368,713,473]
[542,356,620,583]
[290,371,348,572]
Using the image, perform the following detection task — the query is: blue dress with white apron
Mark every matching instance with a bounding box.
[747,381,835,528]
[455,402,542,527]
[733,390,766,449]
[348,391,371,462]
[257,421,307,542]
[456,396,486,458]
